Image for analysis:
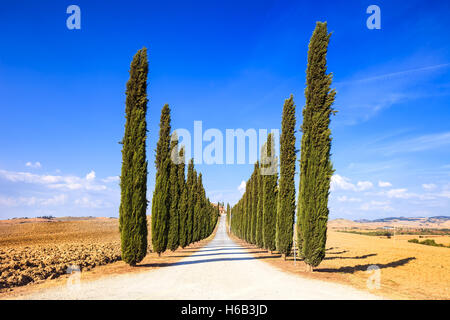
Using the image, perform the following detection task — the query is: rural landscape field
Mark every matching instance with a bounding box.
[1,215,448,299]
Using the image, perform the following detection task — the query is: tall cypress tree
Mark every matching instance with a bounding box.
[119,47,149,266]
[178,148,189,248]
[167,136,180,251]
[255,161,264,248]
[190,169,198,243]
[251,164,258,244]
[151,105,172,255]
[226,203,230,227]
[151,158,170,256]
[276,95,297,259]
[262,133,278,252]
[298,22,336,271]
[186,159,195,245]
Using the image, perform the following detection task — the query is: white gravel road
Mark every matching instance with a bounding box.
[17,216,379,299]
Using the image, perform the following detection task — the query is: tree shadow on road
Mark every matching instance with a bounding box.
[182,247,242,253]
[137,255,279,268]
[315,257,416,274]
[171,250,268,258]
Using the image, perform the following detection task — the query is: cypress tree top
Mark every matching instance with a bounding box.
[155,104,171,173]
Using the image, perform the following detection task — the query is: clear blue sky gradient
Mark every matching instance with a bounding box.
[1,0,449,219]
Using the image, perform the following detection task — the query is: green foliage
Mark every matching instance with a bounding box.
[151,104,173,255]
[119,47,149,266]
[250,164,258,244]
[151,158,170,254]
[155,104,171,174]
[186,159,195,245]
[178,148,189,248]
[409,238,449,248]
[262,133,278,251]
[255,162,264,248]
[167,136,180,251]
[297,22,336,268]
[276,95,296,256]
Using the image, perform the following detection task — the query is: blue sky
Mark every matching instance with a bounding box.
[1,0,449,220]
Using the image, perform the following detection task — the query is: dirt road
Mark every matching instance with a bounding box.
[15,216,379,299]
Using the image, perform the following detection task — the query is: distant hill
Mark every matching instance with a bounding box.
[330,216,450,229]
[355,216,450,223]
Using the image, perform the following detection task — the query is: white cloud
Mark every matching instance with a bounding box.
[377,132,450,155]
[0,194,67,207]
[102,176,120,183]
[238,181,246,195]
[331,175,356,191]
[331,174,373,192]
[74,196,112,209]
[356,181,373,191]
[378,181,392,188]
[422,183,437,191]
[86,170,96,181]
[337,196,362,203]
[26,161,41,169]
[0,169,107,191]
[360,200,393,212]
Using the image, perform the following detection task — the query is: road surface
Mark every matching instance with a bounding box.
[17,216,379,299]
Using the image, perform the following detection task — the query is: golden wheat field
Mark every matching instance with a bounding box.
[232,229,450,300]
[0,217,217,298]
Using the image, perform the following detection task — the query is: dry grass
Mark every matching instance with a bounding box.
[230,230,450,300]
[0,217,218,298]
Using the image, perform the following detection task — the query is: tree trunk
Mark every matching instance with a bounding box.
[158,252,161,257]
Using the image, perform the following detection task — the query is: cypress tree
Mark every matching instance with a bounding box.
[151,157,170,256]
[151,104,173,255]
[119,47,148,266]
[226,203,231,229]
[191,169,199,242]
[255,161,264,248]
[276,95,297,259]
[262,133,278,252]
[155,104,171,173]
[186,159,195,245]
[167,136,180,251]
[250,164,258,244]
[178,148,189,248]
[298,22,336,271]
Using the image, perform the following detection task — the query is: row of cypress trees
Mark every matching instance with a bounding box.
[230,22,336,271]
[119,48,218,266]
[151,104,219,257]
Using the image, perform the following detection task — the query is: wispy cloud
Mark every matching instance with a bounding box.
[0,168,119,218]
[25,161,41,169]
[0,169,107,191]
[335,62,450,125]
[378,181,392,188]
[375,132,450,155]
[337,64,450,85]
